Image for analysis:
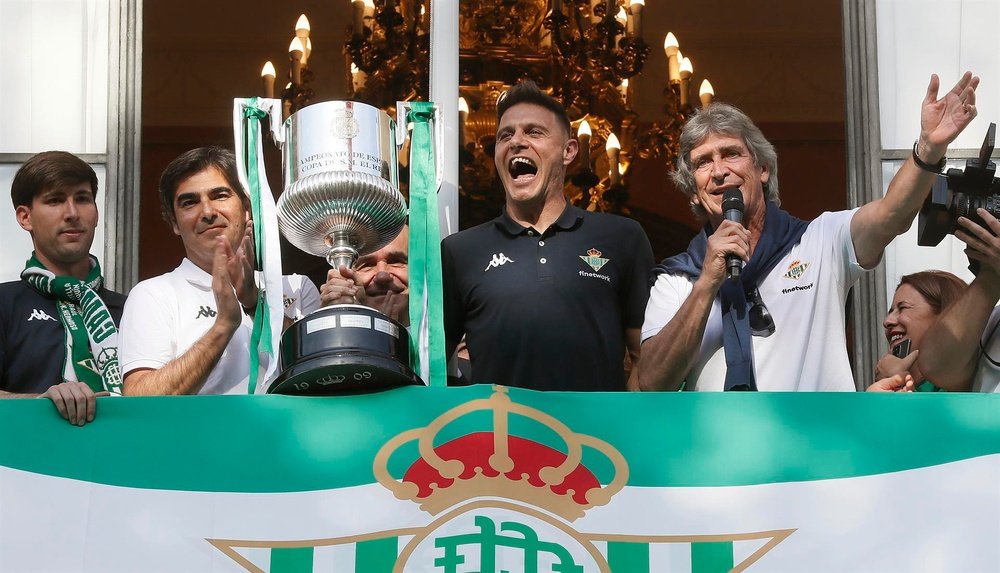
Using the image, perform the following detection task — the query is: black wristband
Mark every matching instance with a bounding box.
[912,141,946,174]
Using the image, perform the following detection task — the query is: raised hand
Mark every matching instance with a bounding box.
[874,348,920,382]
[957,210,1000,290]
[919,72,980,157]
[230,218,259,310]
[699,219,750,291]
[213,236,243,332]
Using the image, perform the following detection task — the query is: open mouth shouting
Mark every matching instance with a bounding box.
[509,156,538,183]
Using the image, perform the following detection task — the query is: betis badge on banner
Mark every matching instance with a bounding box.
[209,386,792,572]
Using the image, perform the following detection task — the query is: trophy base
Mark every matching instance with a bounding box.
[268,305,423,396]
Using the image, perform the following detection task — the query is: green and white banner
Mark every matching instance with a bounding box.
[1,386,997,572]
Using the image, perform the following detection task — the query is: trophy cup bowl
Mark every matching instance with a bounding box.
[266,101,423,395]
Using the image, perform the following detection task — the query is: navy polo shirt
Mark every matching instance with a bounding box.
[0,279,126,394]
[442,203,654,391]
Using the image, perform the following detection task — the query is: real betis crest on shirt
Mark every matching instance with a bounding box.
[580,248,609,272]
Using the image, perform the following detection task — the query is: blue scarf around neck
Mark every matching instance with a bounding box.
[652,201,809,390]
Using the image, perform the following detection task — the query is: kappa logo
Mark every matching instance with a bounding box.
[484,252,515,271]
[195,306,217,319]
[579,248,609,272]
[783,260,810,280]
[211,386,795,572]
[28,309,57,322]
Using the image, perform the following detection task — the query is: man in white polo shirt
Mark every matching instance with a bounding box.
[119,147,319,395]
[637,72,981,391]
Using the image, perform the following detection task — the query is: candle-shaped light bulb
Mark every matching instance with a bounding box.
[620,78,629,101]
[352,0,366,36]
[605,132,621,152]
[616,6,627,25]
[665,34,680,82]
[606,133,621,185]
[699,79,715,109]
[680,57,693,77]
[627,0,643,37]
[663,32,679,56]
[577,120,592,168]
[458,97,469,147]
[282,82,292,120]
[288,37,304,85]
[261,61,276,99]
[295,14,310,36]
[295,13,310,65]
[679,57,693,107]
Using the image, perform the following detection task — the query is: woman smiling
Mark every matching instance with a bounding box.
[870,271,968,392]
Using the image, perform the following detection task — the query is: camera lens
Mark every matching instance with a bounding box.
[953,192,1000,227]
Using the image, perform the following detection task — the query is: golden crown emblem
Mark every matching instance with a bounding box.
[373,386,628,521]
[586,248,603,258]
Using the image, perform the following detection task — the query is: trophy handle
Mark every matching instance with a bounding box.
[259,97,286,145]
[396,101,443,193]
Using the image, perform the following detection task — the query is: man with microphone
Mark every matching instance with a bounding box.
[637,72,980,391]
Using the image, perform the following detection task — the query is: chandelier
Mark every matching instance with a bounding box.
[257,4,714,221]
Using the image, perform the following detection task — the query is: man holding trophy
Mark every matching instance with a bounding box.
[118,147,320,395]
[319,225,410,326]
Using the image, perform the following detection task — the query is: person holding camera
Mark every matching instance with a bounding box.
[636,72,980,392]
[868,271,967,391]
[912,210,1000,392]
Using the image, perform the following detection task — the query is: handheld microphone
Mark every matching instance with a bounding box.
[722,188,745,280]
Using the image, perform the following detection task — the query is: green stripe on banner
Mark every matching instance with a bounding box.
[0,389,997,491]
[356,537,397,572]
[691,541,734,573]
[270,547,313,573]
[607,541,649,572]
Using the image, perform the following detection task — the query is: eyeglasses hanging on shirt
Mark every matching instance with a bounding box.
[746,286,775,338]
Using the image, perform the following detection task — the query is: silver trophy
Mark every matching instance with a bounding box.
[261,101,423,394]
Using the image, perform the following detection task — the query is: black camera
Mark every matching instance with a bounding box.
[917,123,1000,247]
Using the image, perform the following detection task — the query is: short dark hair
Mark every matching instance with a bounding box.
[496,80,572,137]
[159,146,247,225]
[11,151,98,207]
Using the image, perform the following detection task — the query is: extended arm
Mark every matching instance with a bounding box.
[851,72,979,268]
[917,212,1000,390]
[123,238,243,396]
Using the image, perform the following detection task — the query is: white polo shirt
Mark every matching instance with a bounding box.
[972,305,1000,393]
[642,209,864,391]
[119,258,320,394]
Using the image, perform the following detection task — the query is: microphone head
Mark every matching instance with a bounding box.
[722,188,744,212]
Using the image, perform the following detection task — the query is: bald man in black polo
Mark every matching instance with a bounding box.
[441,81,653,391]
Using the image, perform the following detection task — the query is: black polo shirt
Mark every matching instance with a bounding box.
[0,279,126,394]
[442,203,654,391]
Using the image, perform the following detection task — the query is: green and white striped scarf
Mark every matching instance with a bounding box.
[21,254,122,395]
